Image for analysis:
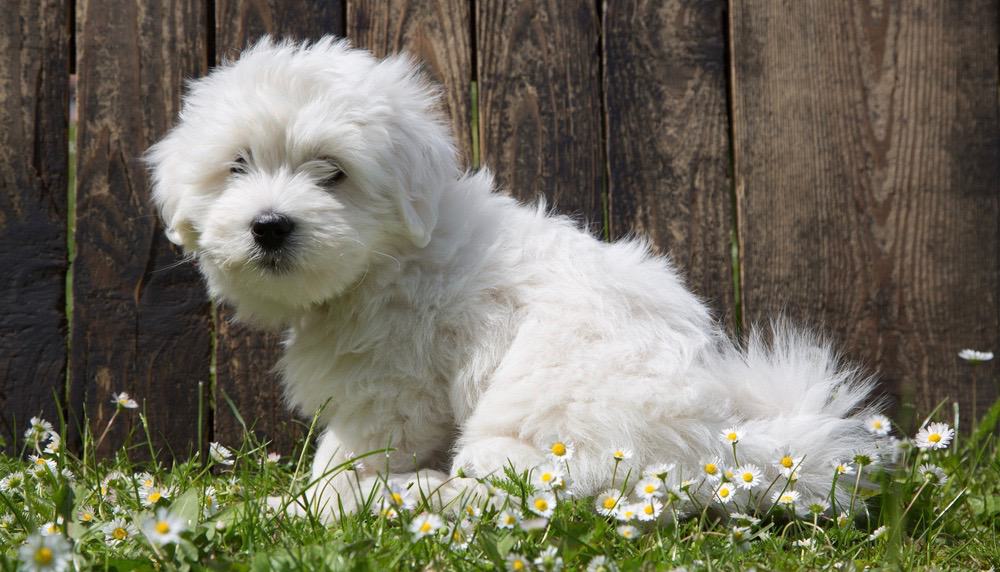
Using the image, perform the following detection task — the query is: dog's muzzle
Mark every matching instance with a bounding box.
[252,211,295,252]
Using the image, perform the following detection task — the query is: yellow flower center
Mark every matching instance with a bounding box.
[727,432,738,441]
[534,498,549,511]
[541,472,553,482]
[603,497,617,509]
[929,433,941,443]
[644,505,654,515]
[644,484,656,493]
[35,458,46,465]
[505,515,515,525]
[148,491,162,503]
[419,521,432,533]
[781,456,793,468]
[551,442,566,456]
[781,495,793,503]
[34,547,53,565]
[742,472,754,483]
[143,479,154,488]
[453,531,462,542]
[155,521,170,534]
[113,527,127,540]
[704,463,718,475]
[719,488,730,498]
[82,512,93,522]
[872,420,882,429]
[512,560,525,571]
[614,451,624,459]
[391,492,403,504]
[725,470,734,479]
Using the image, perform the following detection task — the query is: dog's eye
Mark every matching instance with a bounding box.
[317,158,346,187]
[229,156,248,175]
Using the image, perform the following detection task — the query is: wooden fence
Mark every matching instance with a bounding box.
[1,1,997,458]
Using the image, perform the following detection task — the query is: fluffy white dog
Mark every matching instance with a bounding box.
[148,37,885,519]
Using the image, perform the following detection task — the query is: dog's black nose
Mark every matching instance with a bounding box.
[251,212,295,251]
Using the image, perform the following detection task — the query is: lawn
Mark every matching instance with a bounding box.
[2,382,998,572]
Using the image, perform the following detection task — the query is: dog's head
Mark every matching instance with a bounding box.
[147,37,458,326]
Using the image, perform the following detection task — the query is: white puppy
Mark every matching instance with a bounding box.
[148,37,884,518]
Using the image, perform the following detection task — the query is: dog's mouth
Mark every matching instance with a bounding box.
[249,248,295,275]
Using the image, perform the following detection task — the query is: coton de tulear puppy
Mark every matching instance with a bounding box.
[148,37,884,520]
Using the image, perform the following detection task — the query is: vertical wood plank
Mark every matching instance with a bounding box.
[347,0,473,164]
[477,1,604,226]
[73,0,210,456]
[213,0,344,454]
[730,1,1000,425]
[604,0,735,329]
[0,0,70,448]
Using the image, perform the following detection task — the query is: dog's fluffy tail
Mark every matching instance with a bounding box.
[696,320,886,511]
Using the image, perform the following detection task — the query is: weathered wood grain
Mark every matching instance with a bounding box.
[604,0,735,329]
[213,0,344,453]
[477,1,604,227]
[0,0,70,448]
[72,0,210,456]
[347,0,473,164]
[730,0,1000,426]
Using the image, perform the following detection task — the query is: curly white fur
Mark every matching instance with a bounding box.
[147,37,885,519]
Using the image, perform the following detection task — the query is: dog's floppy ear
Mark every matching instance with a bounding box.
[396,178,440,248]
[145,137,200,252]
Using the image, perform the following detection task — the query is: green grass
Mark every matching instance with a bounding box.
[1,395,998,571]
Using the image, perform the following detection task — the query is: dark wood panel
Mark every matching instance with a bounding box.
[0,0,70,448]
[213,0,344,454]
[347,0,473,164]
[72,0,211,456]
[604,0,735,330]
[477,0,604,228]
[730,0,1000,426]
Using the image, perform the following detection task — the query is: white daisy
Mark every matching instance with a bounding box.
[532,464,565,490]
[719,426,743,445]
[24,417,54,443]
[611,447,633,462]
[918,464,948,485]
[772,490,800,507]
[528,492,556,518]
[734,464,763,490]
[958,349,993,363]
[701,457,724,481]
[634,476,663,498]
[806,499,831,515]
[42,433,62,455]
[141,485,170,506]
[209,442,235,465]
[142,508,186,545]
[730,526,752,545]
[265,452,281,464]
[636,498,663,521]
[548,440,575,463]
[111,392,139,409]
[729,512,760,526]
[204,486,219,516]
[506,553,531,571]
[135,472,156,490]
[775,451,802,477]
[0,471,26,493]
[837,512,851,527]
[447,519,473,550]
[792,538,816,550]
[868,525,888,540]
[77,505,96,525]
[614,502,639,522]
[534,546,563,571]
[714,482,737,504]
[38,521,62,536]
[642,463,675,480]
[496,509,522,529]
[28,456,57,477]
[616,524,640,540]
[18,533,71,572]
[409,512,444,539]
[594,489,624,516]
[832,460,855,476]
[915,422,954,450]
[865,414,891,436]
[586,556,617,572]
[382,480,417,510]
[102,518,136,546]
